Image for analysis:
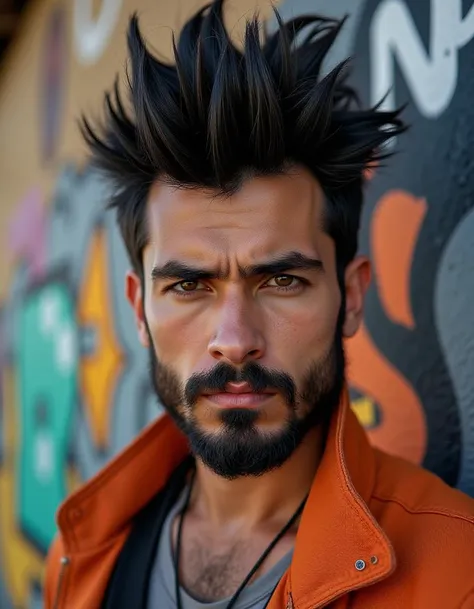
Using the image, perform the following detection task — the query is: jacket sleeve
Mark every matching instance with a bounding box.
[461,590,474,609]
[43,535,64,609]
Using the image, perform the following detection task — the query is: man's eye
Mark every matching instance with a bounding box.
[275,275,295,287]
[267,275,300,288]
[174,280,200,292]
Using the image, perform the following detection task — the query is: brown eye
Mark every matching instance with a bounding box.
[168,279,208,297]
[178,281,198,291]
[273,275,295,287]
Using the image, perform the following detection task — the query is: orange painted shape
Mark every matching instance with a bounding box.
[371,190,427,329]
[346,323,427,465]
[77,230,123,449]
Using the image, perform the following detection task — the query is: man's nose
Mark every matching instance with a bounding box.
[207,296,265,365]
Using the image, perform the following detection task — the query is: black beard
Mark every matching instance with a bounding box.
[145,324,345,479]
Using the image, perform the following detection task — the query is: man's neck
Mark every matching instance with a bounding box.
[190,425,325,530]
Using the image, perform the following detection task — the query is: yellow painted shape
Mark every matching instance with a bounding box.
[66,463,83,495]
[77,229,123,449]
[351,395,378,429]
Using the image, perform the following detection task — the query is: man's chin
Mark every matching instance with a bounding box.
[185,420,304,478]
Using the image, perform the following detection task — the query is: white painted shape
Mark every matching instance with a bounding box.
[457,2,474,46]
[40,291,59,336]
[73,0,123,65]
[55,324,76,374]
[370,0,474,119]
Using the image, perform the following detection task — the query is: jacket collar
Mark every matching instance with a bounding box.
[289,387,396,608]
[57,386,395,605]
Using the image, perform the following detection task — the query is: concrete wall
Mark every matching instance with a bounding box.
[0,0,473,606]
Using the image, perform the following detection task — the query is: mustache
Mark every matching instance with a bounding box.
[184,361,296,408]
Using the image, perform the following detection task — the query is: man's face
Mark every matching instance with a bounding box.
[127,166,368,478]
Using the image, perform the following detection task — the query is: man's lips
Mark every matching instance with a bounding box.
[202,382,276,408]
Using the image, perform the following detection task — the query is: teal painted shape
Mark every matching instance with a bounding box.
[15,282,77,552]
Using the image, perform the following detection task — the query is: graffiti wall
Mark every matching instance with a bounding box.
[0,0,473,606]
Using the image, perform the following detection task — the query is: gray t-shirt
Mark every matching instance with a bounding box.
[147,489,293,609]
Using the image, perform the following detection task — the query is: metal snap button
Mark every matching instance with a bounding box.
[355,559,366,571]
[370,555,378,565]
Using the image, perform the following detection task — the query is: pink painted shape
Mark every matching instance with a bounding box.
[8,187,47,279]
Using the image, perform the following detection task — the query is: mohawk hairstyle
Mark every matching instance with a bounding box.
[81,0,406,279]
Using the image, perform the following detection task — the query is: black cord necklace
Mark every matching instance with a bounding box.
[173,467,308,609]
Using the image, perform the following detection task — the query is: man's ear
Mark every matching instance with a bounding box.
[125,270,150,348]
[342,256,371,338]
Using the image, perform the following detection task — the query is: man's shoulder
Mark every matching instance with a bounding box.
[371,447,474,562]
[359,449,474,607]
[372,447,474,524]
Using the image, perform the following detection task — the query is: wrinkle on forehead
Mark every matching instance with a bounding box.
[145,167,327,266]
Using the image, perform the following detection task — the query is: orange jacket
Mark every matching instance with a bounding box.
[44,389,474,608]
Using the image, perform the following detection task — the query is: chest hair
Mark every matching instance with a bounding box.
[181,537,257,602]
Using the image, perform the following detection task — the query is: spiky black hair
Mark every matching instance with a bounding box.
[81,0,406,279]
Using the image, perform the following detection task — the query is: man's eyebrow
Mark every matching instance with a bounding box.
[245,252,323,277]
[150,251,323,283]
[150,261,215,283]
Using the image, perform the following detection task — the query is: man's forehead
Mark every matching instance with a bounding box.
[143,170,327,272]
[146,167,325,227]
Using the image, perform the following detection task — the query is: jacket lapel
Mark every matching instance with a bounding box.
[285,389,396,608]
[102,456,193,609]
[56,415,189,553]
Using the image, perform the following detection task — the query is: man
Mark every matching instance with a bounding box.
[44,1,474,608]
